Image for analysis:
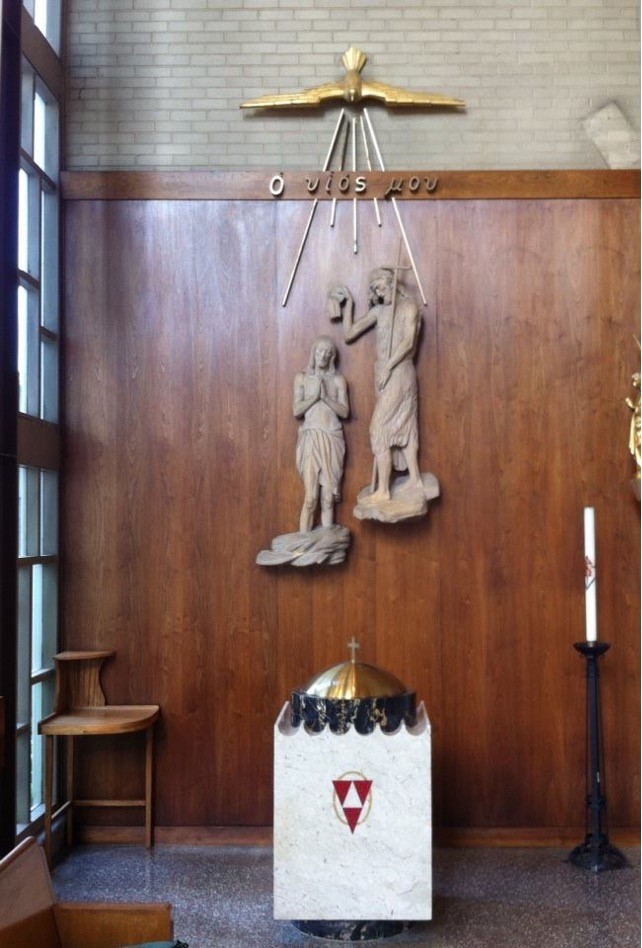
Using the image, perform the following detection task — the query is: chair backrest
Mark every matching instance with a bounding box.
[53,651,115,712]
[0,837,61,948]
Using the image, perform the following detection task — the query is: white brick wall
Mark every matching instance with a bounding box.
[65,0,640,170]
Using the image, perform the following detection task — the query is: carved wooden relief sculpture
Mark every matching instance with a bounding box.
[257,336,351,566]
[328,265,439,523]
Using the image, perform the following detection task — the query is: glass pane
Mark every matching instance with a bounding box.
[18,170,29,272]
[33,0,47,40]
[40,337,59,422]
[33,92,45,170]
[17,566,32,727]
[17,285,28,414]
[32,563,57,671]
[28,0,61,56]
[18,283,40,415]
[47,0,62,55]
[44,93,59,180]
[40,470,58,555]
[31,567,43,673]
[31,680,54,811]
[18,466,39,558]
[18,168,41,280]
[34,82,59,179]
[41,191,59,331]
[20,60,34,156]
[16,732,30,827]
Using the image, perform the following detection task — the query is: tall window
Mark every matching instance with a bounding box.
[19,60,59,422]
[15,2,62,839]
[16,467,59,827]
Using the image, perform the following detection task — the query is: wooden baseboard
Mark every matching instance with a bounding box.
[77,825,274,846]
[434,826,641,847]
[76,824,640,848]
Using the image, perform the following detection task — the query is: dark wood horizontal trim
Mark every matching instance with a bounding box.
[76,824,640,848]
[17,414,61,469]
[61,169,640,203]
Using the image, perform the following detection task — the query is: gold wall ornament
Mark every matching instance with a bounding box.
[626,369,641,499]
[241,46,466,111]
[241,46,466,305]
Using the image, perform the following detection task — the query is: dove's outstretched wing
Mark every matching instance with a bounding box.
[360,80,465,109]
[241,81,345,110]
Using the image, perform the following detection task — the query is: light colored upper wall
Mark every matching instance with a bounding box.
[65,0,640,171]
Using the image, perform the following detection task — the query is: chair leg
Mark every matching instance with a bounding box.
[65,736,75,848]
[145,725,154,848]
[44,735,53,867]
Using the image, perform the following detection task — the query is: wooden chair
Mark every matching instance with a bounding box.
[38,651,160,867]
[0,836,173,948]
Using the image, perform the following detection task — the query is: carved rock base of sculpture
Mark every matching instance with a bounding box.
[354,473,440,523]
[256,525,351,567]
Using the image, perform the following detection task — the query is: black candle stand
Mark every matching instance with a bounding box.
[568,641,628,873]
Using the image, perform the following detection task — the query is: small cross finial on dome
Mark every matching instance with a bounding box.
[347,637,360,663]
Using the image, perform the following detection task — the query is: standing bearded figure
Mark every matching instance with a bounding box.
[293,335,349,532]
[329,267,439,522]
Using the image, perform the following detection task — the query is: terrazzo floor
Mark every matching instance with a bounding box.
[52,843,640,948]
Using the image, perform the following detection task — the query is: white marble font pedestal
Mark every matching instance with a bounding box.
[274,702,432,924]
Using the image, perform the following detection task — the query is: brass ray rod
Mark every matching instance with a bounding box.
[281,201,319,306]
[360,115,381,227]
[282,109,346,306]
[363,108,427,304]
[390,200,426,305]
[323,108,347,169]
[352,116,358,254]
[330,116,350,228]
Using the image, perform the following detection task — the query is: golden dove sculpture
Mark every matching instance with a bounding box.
[241,46,465,110]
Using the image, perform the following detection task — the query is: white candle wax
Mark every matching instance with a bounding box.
[584,507,597,642]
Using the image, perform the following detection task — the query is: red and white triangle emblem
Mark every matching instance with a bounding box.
[332,776,373,833]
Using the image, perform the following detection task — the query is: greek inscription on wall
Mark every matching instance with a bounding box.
[267,173,439,199]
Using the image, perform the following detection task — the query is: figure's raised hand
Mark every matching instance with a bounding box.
[327,284,352,320]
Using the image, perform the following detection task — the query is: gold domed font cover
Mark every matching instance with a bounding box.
[301,660,407,700]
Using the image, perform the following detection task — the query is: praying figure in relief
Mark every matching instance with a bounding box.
[328,264,439,523]
[256,335,351,567]
[294,335,349,532]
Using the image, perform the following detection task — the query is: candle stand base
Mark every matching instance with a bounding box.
[568,835,628,873]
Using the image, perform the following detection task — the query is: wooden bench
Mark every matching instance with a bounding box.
[0,837,173,948]
[38,651,160,866]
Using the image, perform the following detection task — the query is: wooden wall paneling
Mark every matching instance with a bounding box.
[433,200,526,828]
[65,200,282,825]
[584,199,641,828]
[62,183,640,835]
[433,198,640,830]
